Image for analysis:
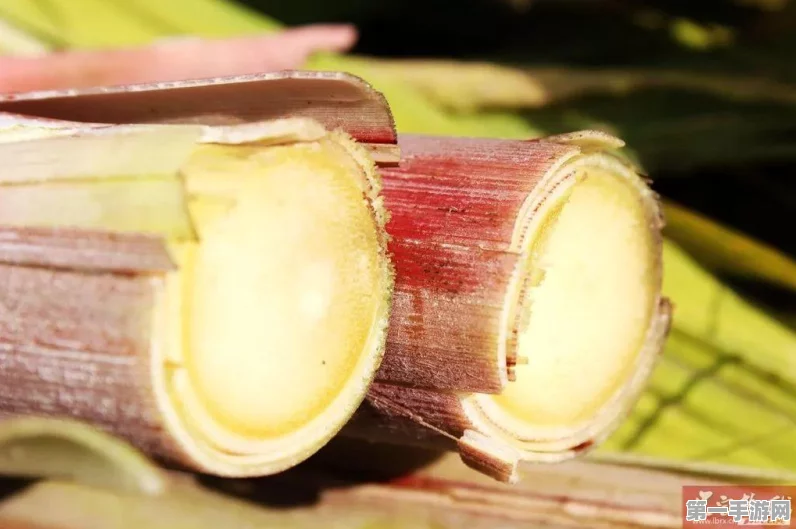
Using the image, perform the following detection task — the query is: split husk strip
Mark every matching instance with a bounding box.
[0,71,400,162]
[0,114,393,477]
[3,77,670,482]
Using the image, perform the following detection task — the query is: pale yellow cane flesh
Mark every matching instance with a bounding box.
[175,141,385,438]
[492,168,657,428]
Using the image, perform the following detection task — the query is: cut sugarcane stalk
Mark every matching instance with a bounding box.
[0,115,393,476]
[5,75,670,482]
[344,131,671,482]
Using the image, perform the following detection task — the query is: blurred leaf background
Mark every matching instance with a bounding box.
[0,0,794,476]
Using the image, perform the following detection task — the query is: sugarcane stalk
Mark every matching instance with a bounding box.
[0,114,394,477]
[341,131,670,482]
[2,75,670,483]
[0,0,792,487]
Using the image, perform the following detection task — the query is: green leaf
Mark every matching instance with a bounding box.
[603,241,796,471]
[663,200,796,291]
[0,0,279,49]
